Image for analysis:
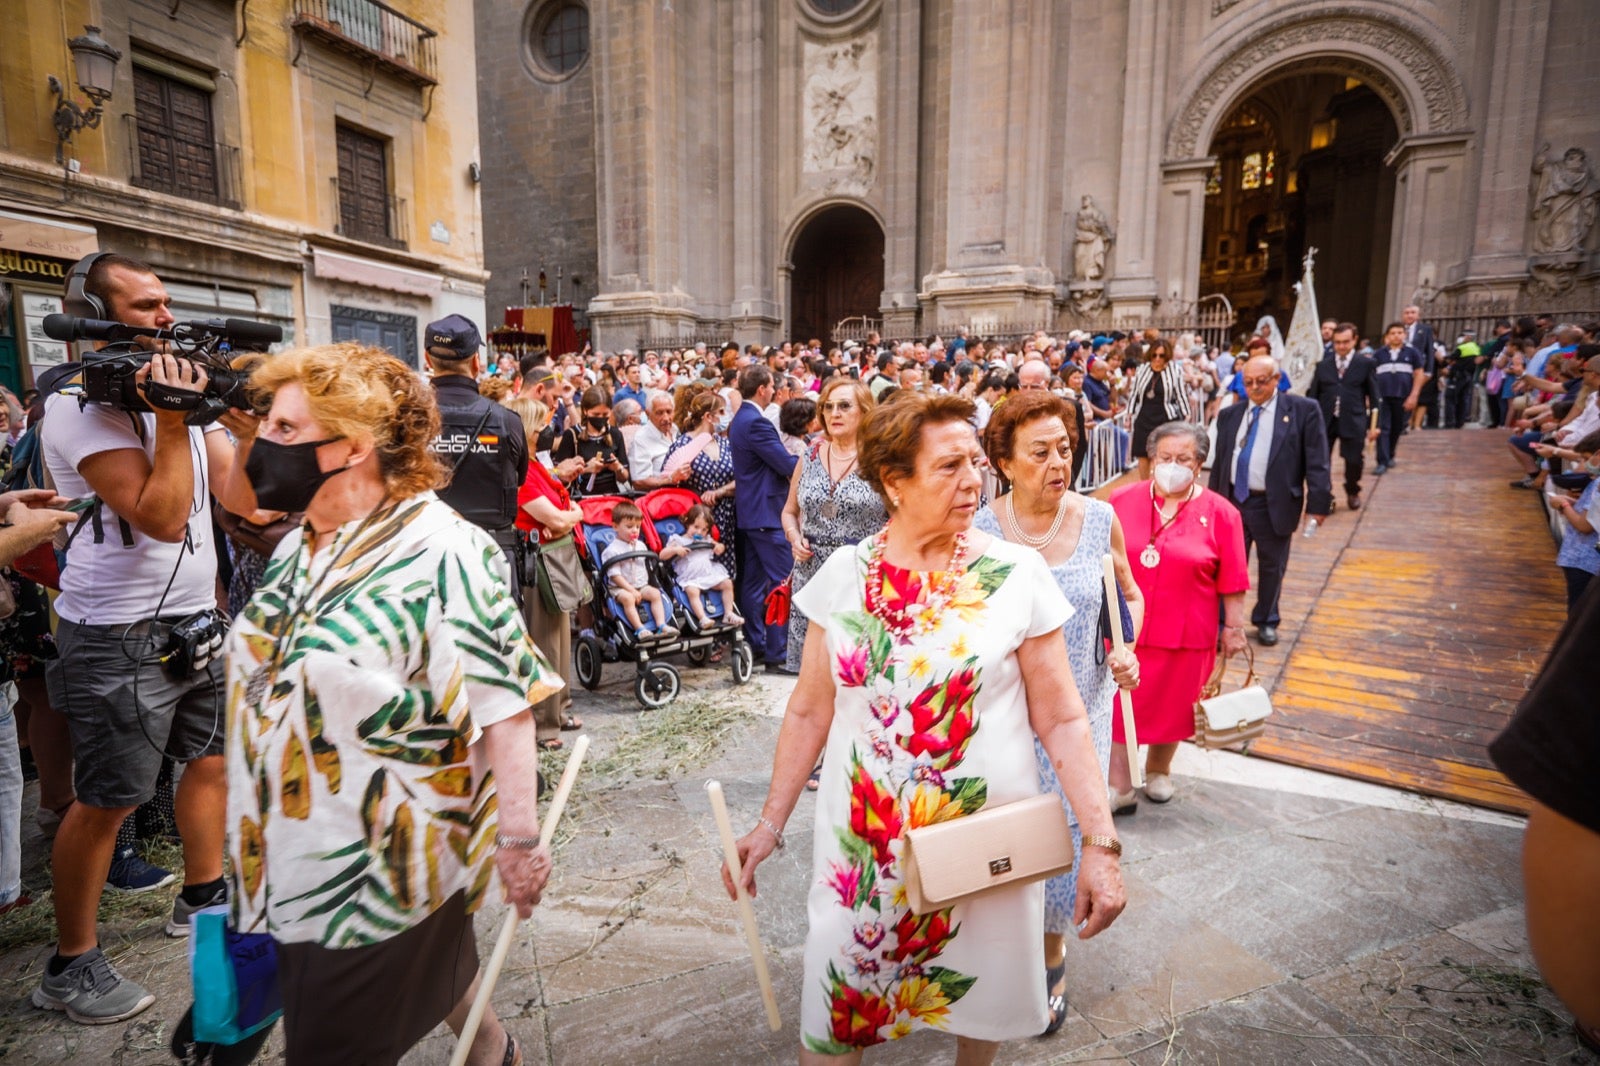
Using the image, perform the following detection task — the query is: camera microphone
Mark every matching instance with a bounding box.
[42,314,160,343]
[218,318,283,350]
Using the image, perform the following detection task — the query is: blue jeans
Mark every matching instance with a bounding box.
[0,685,21,906]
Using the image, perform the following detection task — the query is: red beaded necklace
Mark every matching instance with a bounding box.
[863,525,970,639]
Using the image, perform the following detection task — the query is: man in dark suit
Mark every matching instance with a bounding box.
[1210,355,1333,646]
[1306,321,1381,510]
[728,366,799,673]
[1402,304,1440,429]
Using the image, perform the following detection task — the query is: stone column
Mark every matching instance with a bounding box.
[1156,158,1214,309]
[731,0,779,343]
[587,0,695,349]
[1462,0,1550,293]
[1384,133,1472,320]
[1105,0,1167,317]
[879,0,923,338]
[921,0,1058,329]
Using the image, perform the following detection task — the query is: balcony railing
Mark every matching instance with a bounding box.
[331,177,408,249]
[292,0,437,86]
[124,113,243,209]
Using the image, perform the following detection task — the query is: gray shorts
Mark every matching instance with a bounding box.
[46,617,226,810]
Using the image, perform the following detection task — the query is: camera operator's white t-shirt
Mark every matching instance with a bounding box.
[43,394,224,626]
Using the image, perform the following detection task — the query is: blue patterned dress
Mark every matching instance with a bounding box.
[665,431,738,575]
[786,444,888,670]
[973,499,1116,931]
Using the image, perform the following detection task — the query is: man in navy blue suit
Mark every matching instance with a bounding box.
[728,366,799,672]
[1210,355,1333,646]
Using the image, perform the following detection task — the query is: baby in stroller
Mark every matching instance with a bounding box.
[600,500,680,641]
[657,503,743,630]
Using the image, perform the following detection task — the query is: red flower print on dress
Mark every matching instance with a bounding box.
[848,764,903,866]
[825,861,863,909]
[835,643,870,687]
[902,660,981,767]
[830,984,892,1047]
[889,909,960,963]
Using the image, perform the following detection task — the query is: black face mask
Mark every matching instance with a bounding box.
[245,437,347,513]
[587,416,608,431]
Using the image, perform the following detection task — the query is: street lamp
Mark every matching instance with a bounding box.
[48,25,123,164]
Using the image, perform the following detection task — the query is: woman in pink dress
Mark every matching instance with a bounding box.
[1108,422,1249,813]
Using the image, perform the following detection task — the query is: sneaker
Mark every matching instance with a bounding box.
[105,847,175,894]
[166,883,227,937]
[32,947,156,1024]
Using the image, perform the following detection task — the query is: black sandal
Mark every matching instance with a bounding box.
[502,1034,521,1066]
[1041,959,1068,1036]
[806,764,823,792]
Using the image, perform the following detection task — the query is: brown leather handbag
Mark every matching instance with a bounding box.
[900,794,1074,916]
[1192,644,1273,750]
[215,504,303,557]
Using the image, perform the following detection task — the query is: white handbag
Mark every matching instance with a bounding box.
[1192,644,1272,749]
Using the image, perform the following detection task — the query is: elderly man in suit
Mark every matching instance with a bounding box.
[1211,355,1333,646]
[728,365,800,673]
[1306,322,1382,511]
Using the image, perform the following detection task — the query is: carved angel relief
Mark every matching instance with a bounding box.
[802,35,878,193]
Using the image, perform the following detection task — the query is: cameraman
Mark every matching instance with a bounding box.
[34,254,252,1025]
[425,315,528,585]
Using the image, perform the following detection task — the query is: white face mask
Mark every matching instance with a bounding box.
[1153,461,1195,495]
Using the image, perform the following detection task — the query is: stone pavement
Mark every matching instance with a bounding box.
[0,668,1590,1066]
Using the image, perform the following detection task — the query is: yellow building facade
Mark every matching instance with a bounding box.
[0,0,486,393]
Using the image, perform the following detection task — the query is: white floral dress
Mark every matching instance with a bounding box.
[790,535,1072,1050]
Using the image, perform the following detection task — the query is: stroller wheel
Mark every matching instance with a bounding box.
[685,644,710,667]
[635,662,680,708]
[730,641,755,685]
[575,636,604,691]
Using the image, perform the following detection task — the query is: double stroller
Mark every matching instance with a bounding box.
[571,488,754,707]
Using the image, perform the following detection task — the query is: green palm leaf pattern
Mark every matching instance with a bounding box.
[224,495,559,948]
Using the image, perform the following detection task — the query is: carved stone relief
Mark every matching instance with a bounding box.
[1166,8,1470,161]
[801,34,878,194]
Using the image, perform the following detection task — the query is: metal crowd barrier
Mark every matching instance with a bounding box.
[1076,411,1132,493]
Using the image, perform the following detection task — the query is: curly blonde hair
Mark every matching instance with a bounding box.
[250,343,445,498]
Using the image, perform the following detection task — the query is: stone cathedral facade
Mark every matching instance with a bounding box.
[476,0,1600,350]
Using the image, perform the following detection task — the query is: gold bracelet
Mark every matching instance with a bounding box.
[1082,834,1122,857]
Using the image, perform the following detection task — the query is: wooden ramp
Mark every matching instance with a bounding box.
[1239,428,1563,814]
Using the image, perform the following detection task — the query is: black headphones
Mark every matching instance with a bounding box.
[63,251,112,319]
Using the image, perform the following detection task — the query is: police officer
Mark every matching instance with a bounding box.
[425,315,528,586]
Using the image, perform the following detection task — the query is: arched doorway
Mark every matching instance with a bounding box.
[1199,75,1400,342]
[788,204,884,343]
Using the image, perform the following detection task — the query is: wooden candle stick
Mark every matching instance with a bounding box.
[706,780,783,1032]
[451,734,590,1066]
[1102,554,1143,789]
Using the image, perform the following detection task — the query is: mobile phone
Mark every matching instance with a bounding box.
[63,496,96,515]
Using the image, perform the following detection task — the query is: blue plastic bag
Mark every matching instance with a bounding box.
[189,906,282,1044]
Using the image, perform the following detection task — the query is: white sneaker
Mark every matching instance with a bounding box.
[1143,773,1174,803]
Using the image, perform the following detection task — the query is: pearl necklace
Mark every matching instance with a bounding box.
[863,526,970,640]
[1004,492,1067,549]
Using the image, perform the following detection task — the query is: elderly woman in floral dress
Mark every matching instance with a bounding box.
[727,392,1125,1064]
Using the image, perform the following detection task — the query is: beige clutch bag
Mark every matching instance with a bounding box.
[900,794,1074,916]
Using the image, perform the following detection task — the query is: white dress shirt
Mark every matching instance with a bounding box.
[1233,393,1277,493]
[629,420,676,481]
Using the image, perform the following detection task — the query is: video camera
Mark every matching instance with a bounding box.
[40,313,281,426]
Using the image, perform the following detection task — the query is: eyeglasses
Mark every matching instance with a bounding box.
[1241,376,1276,386]
[821,401,856,413]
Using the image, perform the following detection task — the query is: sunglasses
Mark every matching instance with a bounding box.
[821,401,857,413]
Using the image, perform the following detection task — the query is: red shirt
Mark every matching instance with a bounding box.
[516,461,571,541]
[1110,482,1249,650]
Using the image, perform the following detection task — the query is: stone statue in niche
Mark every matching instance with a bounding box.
[802,36,878,190]
[1073,195,1115,281]
[1531,144,1600,255]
